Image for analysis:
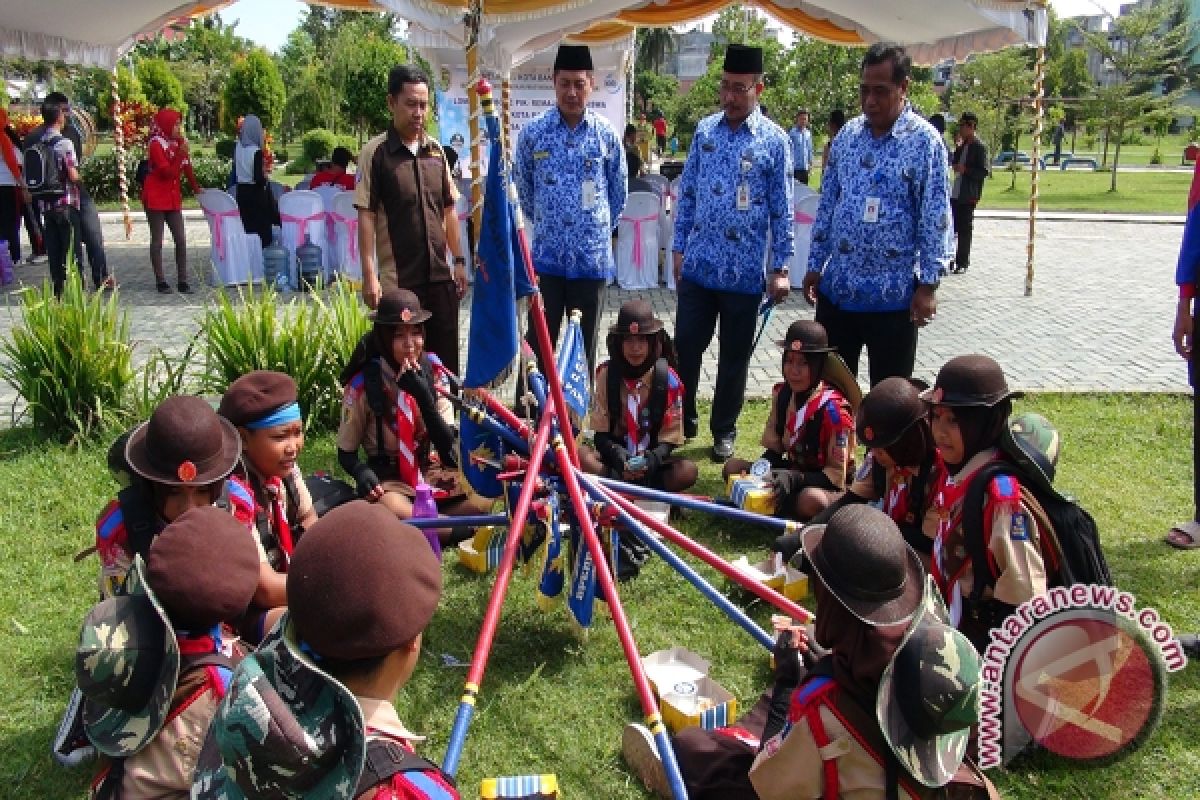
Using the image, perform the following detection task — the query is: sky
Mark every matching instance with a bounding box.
[220,0,1127,54]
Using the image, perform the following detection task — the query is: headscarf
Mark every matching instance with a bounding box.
[884,417,934,470]
[812,574,909,707]
[234,115,264,184]
[337,319,414,386]
[944,399,1011,472]
[150,108,181,143]
[0,108,21,184]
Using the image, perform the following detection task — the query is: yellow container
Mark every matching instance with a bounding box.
[456,525,506,573]
[783,567,810,601]
[480,774,559,798]
[660,676,738,733]
[726,474,777,515]
[730,554,786,591]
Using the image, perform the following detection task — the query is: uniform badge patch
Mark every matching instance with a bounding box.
[835,431,848,448]
[1011,511,1030,541]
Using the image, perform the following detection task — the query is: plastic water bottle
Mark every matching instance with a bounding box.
[412,481,442,561]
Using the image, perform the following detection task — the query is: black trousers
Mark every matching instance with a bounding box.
[793,168,810,185]
[77,187,109,285]
[674,278,761,438]
[0,185,19,262]
[815,291,918,387]
[43,205,83,296]
[411,280,462,377]
[951,199,976,269]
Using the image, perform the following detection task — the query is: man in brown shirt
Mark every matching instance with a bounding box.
[357,64,468,374]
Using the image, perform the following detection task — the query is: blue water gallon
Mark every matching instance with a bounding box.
[296,233,323,291]
[262,234,289,290]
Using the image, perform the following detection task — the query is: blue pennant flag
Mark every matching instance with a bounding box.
[458,409,505,499]
[535,494,566,610]
[464,96,535,390]
[555,315,592,424]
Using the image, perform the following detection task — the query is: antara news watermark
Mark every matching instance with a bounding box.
[977,583,1186,770]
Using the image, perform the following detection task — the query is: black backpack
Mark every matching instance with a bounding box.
[354,738,456,797]
[23,133,65,198]
[606,357,670,446]
[962,459,1113,603]
[135,158,151,189]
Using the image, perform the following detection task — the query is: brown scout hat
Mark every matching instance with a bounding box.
[609,299,664,336]
[371,288,432,326]
[801,504,925,627]
[145,506,261,630]
[919,354,1022,408]
[125,395,241,486]
[218,370,299,429]
[287,501,442,660]
[857,377,930,450]
[776,319,863,411]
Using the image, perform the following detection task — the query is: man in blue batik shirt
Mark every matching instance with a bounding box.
[788,109,814,185]
[515,44,627,385]
[671,44,793,462]
[802,42,950,388]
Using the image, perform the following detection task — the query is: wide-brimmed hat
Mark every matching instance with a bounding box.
[125,396,241,486]
[919,355,1022,408]
[877,612,981,787]
[218,370,300,429]
[1001,411,1064,501]
[77,557,178,758]
[190,615,367,799]
[776,321,862,412]
[857,377,930,450]
[608,299,664,336]
[801,505,925,627]
[287,501,442,660]
[371,288,432,325]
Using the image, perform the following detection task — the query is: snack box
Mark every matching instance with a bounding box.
[641,647,737,732]
[783,566,810,601]
[730,553,786,591]
[725,474,776,515]
[457,525,506,573]
[480,774,559,799]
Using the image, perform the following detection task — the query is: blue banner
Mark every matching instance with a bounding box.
[555,316,592,424]
[458,410,505,498]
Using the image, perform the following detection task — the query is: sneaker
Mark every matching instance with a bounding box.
[622,723,671,798]
[156,281,172,293]
[712,433,736,462]
[52,687,96,768]
[97,276,119,291]
[25,254,47,266]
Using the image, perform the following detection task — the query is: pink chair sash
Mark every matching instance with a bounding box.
[331,212,359,262]
[794,211,815,224]
[620,212,659,273]
[203,208,242,260]
[280,211,327,241]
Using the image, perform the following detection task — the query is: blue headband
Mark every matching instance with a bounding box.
[245,402,302,430]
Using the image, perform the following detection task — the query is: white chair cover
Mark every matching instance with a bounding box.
[313,185,342,274]
[616,191,661,290]
[793,180,816,203]
[642,173,669,199]
[197,189,263,286]
[278,189,331,286]
[790,193,821,287]
[453,189,474,283]
[664,177,683,289]
[330,191,361,282]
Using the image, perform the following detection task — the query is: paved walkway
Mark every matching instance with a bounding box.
[0,214,1188,424]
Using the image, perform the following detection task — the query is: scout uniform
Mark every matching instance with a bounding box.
[192,502,459,799]
[920,355,1047,648]
[77,507,259,799]
[337,289,464,504]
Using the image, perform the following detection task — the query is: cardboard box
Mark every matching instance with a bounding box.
[730,554,786,591]
[634,499,671,534]
[456,525,506,573]
[480,774,559,799]
[642,647,737,732]
[783,567,810,601]
[725,474,776,515]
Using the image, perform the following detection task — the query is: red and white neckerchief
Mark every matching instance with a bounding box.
[263,476,295,567]
[931,469,974,626]
[882,466,916,525]
[783,387,833,453]
[390,390,422,488]
[624,379,650,455]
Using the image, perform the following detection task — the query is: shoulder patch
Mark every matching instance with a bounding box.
[96,500,124,541]
[988,473,1020,503]
[227,475,255,510]
[667,369,682,391]
[1010,511,1030,541]
[392,769,457,799]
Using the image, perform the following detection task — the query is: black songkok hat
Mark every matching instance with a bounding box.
[554,45,594,71]
[723,44,763,74]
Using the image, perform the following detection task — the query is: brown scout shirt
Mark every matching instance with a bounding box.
[849,452,940,549]
[116,681,222,798]
[589,361,685,448]
[761,382,854,489]
[355,128,457,289]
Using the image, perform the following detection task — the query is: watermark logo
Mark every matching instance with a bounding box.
[603,73,621,95]
[977,584,1182,769]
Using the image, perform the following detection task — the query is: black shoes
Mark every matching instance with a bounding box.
[712,433,736,462]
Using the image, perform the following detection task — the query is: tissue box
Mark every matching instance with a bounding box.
[725,474,776,515]
[457,526,506,573]
[783,567,810,601]
[642,648,737,732]
[634,499,671,533]
[730,554,786,591]
[480,774,559,799]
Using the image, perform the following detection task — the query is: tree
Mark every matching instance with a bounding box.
[634,70,679,118]
[1079,0,1193,190]
[951,49,1033,188]
[331,25,408,142]
[637,27,678,73]
[768,39,863,127]
[222,49,286,134]
[98,65,147,126]
[136,58,186,114]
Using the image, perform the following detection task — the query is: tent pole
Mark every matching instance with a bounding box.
[1025,44,1045,297]
[501,72,512,163]
[110,66,132,243]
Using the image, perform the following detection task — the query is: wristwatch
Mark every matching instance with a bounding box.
[453,256,467,266]
[772,265,790,278]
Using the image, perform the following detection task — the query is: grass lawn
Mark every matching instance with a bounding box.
[0,394,1197,798]
[977,169,1193,214]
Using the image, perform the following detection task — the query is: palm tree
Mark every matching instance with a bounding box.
[638,27,678,73]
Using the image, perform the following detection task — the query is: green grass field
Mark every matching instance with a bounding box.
[0,394,1197,798]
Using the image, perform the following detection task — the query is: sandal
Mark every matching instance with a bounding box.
[156,281,171,293]
[1164,520,1200,550]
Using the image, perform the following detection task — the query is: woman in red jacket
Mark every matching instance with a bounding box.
[143,108,199,293]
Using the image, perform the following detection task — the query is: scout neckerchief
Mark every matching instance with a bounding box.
[882,465,919,527]
[387,388,421,488]
[931,454,999,626]
[264,476,295,565]
[784,385,833,456]
[624,378,650,455]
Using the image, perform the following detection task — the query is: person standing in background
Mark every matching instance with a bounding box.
[788,109,814,185]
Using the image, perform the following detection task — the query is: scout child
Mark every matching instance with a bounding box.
[192,501,460,799]
[723,320,860,521]
[77,507,260,799]
[773,376,942,567]
[581,299,697,493]
[922,354,1047,651]
[337,288,490,538]
[219,370,318,643]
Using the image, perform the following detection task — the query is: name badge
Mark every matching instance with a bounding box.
[863,196,881,223]
[582,179,596,210]
[737,183,750,211]
[533,150,550,160]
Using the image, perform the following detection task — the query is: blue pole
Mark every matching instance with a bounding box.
[404,514,510,530]
[596,476,793,532]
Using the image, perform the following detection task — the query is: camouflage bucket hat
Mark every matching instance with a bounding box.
[191,613,366,799]
[1001,412,1065,502]
[76,556,180,758]
[876,606,982,788]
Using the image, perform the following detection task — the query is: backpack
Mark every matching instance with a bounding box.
[135,158,151,189]
[354,738,457,798]
[24,133,65,198]
[606,357,670,447]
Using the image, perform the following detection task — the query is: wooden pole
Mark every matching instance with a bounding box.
[1025,45,1045,297]
[110,66,132,242]
[501,72,512,163]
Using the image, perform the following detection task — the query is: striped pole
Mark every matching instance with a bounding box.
[1025,44,1046,297]
[110,66,132,243]
[501,72,513,163]
[595,476,797,533]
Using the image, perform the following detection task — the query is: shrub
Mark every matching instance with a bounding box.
[285,155,315,176]
[0,276,134,439]
[80,149,142,204]
[276,147,289,164]
[301,128,337,162]
[188,155,232,193]
[335,135,359,157]
[214,137,237,159]
[130,339,204,422]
